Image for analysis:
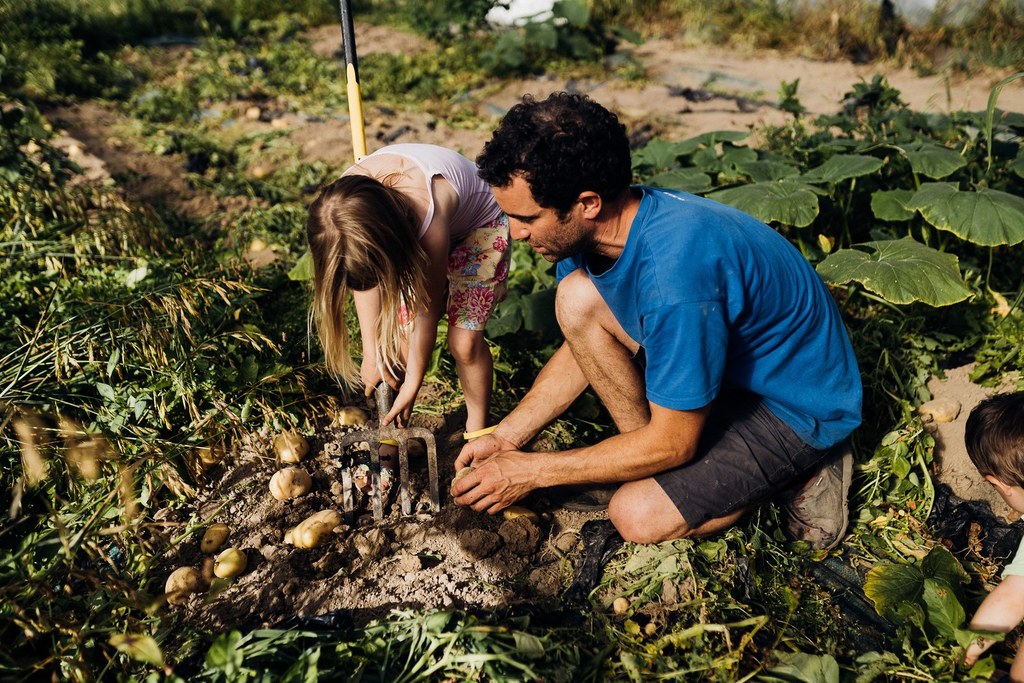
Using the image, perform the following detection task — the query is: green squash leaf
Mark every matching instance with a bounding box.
[632,138,686,170]
[921,544,970,593]
[735,160,800,182]
[871,189,916,221]
[800,154,883,184]
[1009,154,1024,180]
[646,169,713,193]
[922,577,966,639]
[707,180,820,227]
[758,652,840,683]
[900,141,967,179]
[907,183,1024,246]
[674,130,750,155]
[864,562,924,622]
[816,237,972,306]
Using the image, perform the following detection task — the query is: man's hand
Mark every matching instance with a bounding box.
[454,432,518,471]
[450,450,539,514]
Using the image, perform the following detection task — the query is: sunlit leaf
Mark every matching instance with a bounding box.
[906,183,1024,246]
[900,141,967,179]
[800,154,883,184]
[864,562,923,621]
[110,633,164,667]
[816,237,972,306]
[288,249,313,281]
[707,180,820,227]
[871,189,916,221]
[674,129,749,155]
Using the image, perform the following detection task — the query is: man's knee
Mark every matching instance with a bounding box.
[555,270,606,334]
[608,480,692,544]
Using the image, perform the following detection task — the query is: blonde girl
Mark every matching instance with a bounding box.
[307,144,511,433]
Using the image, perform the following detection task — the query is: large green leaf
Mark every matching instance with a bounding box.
[816,237,972,306]
[800,154,883,184]
[647,169,713,193]
[632,138,685,170]
[907,183,1024,246]
[871,189,916,221]
[757,652,839,683]
[922,578,965,639]
[287,249,313,281]
[675,129,750,155]
[1010,154,1024,179]
[900,141,967,179]
[863,562,924,622]
[735,160,800,182]
[706,180,820,227]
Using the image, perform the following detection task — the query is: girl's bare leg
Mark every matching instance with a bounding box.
[448,326,493,433]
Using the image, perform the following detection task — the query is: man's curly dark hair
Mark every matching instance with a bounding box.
[477,92,632,217]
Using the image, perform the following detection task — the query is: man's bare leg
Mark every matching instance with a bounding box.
[608,478,749,543]
[555,270,649,433]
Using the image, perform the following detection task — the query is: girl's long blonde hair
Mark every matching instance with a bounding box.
[307,174,430,388]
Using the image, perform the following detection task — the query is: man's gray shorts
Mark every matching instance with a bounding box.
[653,388,828,529]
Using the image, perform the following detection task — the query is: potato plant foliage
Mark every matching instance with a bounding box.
[2,1,1024,681]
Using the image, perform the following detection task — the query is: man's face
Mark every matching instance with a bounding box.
[491,175,591,262]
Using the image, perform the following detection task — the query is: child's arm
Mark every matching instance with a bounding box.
[382,217,448,426]
[965,575,1024,668]
[352,288,386,394]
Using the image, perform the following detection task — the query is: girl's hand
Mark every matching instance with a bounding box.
[382,381,418,427]
[360,356,382,397]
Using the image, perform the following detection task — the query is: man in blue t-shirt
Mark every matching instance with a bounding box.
[450,92,862,550]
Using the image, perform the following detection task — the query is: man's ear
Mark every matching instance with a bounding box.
[985,474,1011,493]
[577,191,602,219]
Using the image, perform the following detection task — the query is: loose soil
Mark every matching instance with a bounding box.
[43,22,1024,631]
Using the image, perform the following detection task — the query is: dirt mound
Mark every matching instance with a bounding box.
[156,410,604,632]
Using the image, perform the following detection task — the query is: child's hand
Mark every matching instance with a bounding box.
[360,357,383,396]
[964,636,995,666]
[382,382,417,427]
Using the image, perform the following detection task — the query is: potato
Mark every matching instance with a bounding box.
[612,597,630,614]
[335,406,369,427]
[273,431,309,464]
[201,523,230,553]
[213,547,248,578]
[269,467,312,501]
[283,527,295,545]
[502,505,539,525]
[453,466,474,483]
[165,567,202,605]
[292,509,343,549]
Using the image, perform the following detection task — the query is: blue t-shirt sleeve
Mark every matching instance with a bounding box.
[643,300,727,410]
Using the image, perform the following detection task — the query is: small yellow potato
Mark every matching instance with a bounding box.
[612,597,630,614]
[213,547,248,578]
[334,406,369,427]
[201,523,230,554]
[273,431,309,464]
[165,567,203,605]
[269,467,312,501]
[502,505,539,524]
[292,510,343,549]
[283,527,295,545]
[644,622,658,636]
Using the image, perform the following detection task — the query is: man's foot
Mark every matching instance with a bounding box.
[782,443,853,550]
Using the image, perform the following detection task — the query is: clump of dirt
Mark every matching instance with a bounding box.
[155,402,603,632]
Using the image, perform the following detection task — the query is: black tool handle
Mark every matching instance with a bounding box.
[338,0,358,78]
